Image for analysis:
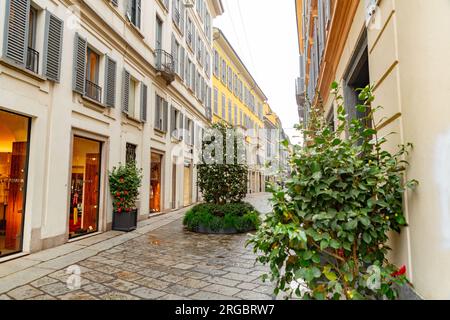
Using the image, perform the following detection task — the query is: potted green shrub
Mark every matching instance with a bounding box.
[109,162,142,232]
[249,84,418,300]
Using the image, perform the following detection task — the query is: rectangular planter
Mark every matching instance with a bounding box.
[112,209,138,232]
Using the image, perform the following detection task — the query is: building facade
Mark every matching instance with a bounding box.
[212,27,269,194]
[0,0,223,260]
[295,0,450,299]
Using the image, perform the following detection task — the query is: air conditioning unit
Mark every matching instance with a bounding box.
[184,0,195,8]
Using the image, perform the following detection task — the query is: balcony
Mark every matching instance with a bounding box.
[26,47,39,74]
[85,79,102,103]
[155,49,175,85]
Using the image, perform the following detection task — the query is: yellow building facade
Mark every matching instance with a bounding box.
[212,28,270,194]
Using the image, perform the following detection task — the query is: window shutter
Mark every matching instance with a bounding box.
[170,106,176,137]
[325,0,331,27]
[154,95,160,128]
[172,0,176,20]
[126,0,132,21]
[185,117,189,142]
[136,0,141,29]
[181,2,185,34]
[43,11,64,82]
[163,100,169,132]
[122,69,130,113]
[140,83,148,122]
[3,0,30,67]
[171,34,177,74]
[104,56,117,107]
[180,46,185,80]
[73,33,87,94]
[111,0,118,6]
[179,113,184,140]
[191,121,195,145]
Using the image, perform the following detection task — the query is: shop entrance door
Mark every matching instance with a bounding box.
[150,152,163,213]
[69,136,101,239]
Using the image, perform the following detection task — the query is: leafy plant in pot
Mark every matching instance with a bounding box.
[109,161,143,232]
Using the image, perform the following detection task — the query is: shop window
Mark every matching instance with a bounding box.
[69,136,101,239]
[0,110,30,258]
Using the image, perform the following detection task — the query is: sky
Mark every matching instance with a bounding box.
[214,0,301,144]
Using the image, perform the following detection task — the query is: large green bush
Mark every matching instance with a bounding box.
[183,203,260,233]
[248,84,418,300]
[197,122,248,204]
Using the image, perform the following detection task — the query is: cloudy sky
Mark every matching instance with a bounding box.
[214,0,301,144]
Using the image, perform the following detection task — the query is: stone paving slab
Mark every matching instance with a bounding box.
[0,194,276,300]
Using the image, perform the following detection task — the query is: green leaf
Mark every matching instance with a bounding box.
[358,216,370,227]
[312,253,321,264]
[329,239,340,249]
[345,219,358,230]
[363,232,372,244]
[320,239,329,250]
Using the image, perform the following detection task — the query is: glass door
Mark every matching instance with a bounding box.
[150,152,162,213]
[0,110,30,258]
[69,136,101,239]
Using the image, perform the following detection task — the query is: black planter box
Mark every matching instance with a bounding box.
[112,209,138,232]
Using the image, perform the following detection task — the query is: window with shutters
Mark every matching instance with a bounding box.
[221,59,226,84]
[26,6,39,74]
[172,37,180,74]
[221,93,226,119]
[155,16,163,51]
[213,50,219,77]
[204,51,210,78]
[154,95,168,132]
[171,107,180,139]
[127,0,141,29]
[172,0,185,34]
[213,87,218,114]
[227,66,233,91]
[186,18,194,50]
[128,77,137,118]
[85,47,102,102]
[234,105,238,126]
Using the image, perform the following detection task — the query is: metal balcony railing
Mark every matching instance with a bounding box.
[155,49,175,84]
[26,47,39,74]
[85,79,102,103]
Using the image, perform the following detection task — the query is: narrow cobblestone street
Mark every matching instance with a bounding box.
[0,194,274,300]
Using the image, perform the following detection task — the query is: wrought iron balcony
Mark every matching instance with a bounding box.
[26,47,39,74]
[155,49,175,85]
[85,79,102,103]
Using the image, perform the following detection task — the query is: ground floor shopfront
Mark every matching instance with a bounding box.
[0,106,201,262]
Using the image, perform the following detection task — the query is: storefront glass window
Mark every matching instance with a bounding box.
[0,110,30,258]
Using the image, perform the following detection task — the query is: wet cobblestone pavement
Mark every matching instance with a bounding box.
[1,213,274,300]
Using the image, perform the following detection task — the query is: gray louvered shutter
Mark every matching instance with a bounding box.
[181,2,185,34]
[172,0,176,21]
[140,83,148,122]
[163,100,169,132]
[136,0,141,29]
[43,11,64,82]
[104,56,117,107]
[170,106,175,137]
[180,47,185,80]
[122,69,130,113]
[73,33,87,94]
[191,121,195,145]
[179,113,184,140]
[185,117,189,143]
[111,0,118,6]
[171,34,177,74]
[3,0,30,67]
[154,95,160,128]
